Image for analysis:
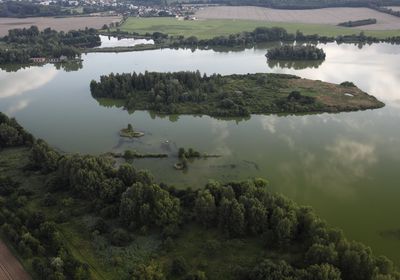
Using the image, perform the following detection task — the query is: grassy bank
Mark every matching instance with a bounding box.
[117,17,400,39]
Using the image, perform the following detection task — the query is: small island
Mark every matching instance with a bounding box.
[119,124,144,138]
[90,71,384,117]
[175,147,221,170]
[266,45,326,61]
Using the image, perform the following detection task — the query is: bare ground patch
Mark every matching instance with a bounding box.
[195,6,400,30]
[0,240,31,280]
[0,16,121,37]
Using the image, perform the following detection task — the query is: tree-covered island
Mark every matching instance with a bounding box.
[90,71,384,117]
[266,45,326,61]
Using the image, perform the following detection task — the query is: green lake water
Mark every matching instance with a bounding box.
[1,42,400,263]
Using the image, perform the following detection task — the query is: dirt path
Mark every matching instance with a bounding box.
[0,240,31,280]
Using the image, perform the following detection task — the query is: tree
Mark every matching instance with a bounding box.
[306,243,338,265]
[132,262,165,280]
[250,259,294,280]
[218,198,245,237]
[304,264,342,280]
[194,189,217,227]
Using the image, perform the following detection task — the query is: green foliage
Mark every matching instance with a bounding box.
[1,112,399,280]
[30,139,61,173]
[0,112,34,148]
[119,183,181,234]
[110,228,131,246]
[340,81,356,87]
[0,26,100,64]
[338,18,377,27]
[91,71,369,117]
[0,176,90,280]
[266,45,326,60]
[178,147,201,159]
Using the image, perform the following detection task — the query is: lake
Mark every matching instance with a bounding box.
[1,42,400,263]
[96,35,154,48]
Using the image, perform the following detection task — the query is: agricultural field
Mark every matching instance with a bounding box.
[195,6,400,30]
[0,16,121,37]
[117,17,400,40]
[0,240,31,280]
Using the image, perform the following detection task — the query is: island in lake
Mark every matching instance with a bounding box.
[90,71,384,117]
[119,124,144,138]
[266,45,326,61]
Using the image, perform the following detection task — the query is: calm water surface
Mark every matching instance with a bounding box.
[1,42,400,263]
[96,35,154,48]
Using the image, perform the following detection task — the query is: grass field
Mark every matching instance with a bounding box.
[118,17,400,40]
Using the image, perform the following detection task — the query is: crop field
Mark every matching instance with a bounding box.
[118,17,400,40]
[0,16,121,37]
[0,240,31,280]
[195,6,400,31]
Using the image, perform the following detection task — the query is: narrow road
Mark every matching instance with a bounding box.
[0,240,31,280]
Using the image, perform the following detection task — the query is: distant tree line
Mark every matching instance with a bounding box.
[338,18,377,27]
[0,26,100,64]
[266,45,326,60]
[370,4,400,18]
[1,113,400,279]
[0,1,71,17]
[0,1,109,17]
[133,27,400,49]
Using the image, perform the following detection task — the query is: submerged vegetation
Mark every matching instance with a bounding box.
[0,112,399,279]
[90,71,384,117]
[266,45,326,61]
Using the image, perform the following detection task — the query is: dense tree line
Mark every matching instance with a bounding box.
[0,1,109,17]
[0,26,100,64]
[137,27,400,50]
[370,4,400,18]
[266,45,326,60]
[338,18,377,27]
[0,112,34,149]
[0,1,70,17]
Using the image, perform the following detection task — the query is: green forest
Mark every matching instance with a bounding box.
[1,111,400,279]
[0,26,100,64]
[266,45,326,61]
[90,71,383,117]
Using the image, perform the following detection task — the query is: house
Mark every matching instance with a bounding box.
[30,57,46,63]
